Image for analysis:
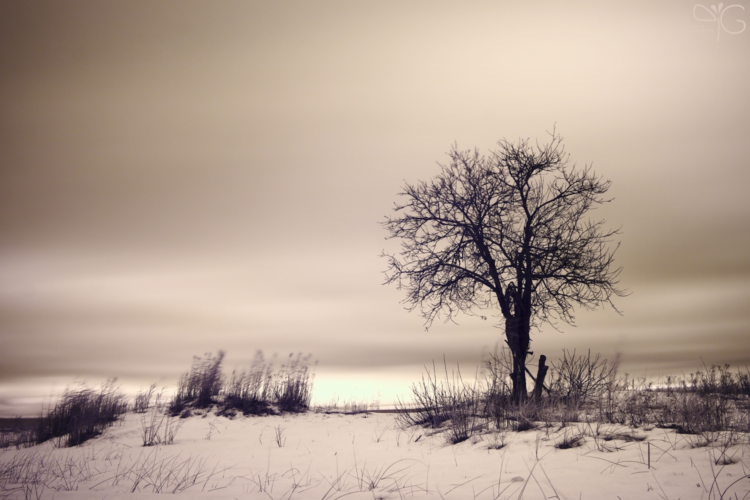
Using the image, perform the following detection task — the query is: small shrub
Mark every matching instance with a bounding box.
[396,358,479,432]
[549,349,616,408]
[619,383,658,428]
[672,381,732,434]
[396,359,486,445]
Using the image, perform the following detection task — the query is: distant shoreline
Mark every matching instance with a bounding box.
[0,417,40,433]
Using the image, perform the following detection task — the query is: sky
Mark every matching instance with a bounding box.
[1,0,749,416]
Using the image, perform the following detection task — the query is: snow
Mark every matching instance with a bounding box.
[1,409,748,499]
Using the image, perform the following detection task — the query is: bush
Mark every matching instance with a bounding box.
[396,358,482,445]
[34,380,128,447]
[549,349,616,408]
[596,366,750,434]
[673,372,734,433]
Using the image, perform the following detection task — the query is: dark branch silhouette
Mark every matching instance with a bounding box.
[382,130,626,402]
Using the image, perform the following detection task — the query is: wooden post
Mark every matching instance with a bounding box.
[533,355,549,401]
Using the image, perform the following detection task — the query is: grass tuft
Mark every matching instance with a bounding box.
[34,380,128,447]
[169,351,225,415]
[554,429,585,449]
[166,350,314,418]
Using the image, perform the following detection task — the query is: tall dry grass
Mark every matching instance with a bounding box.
[396,348,750,446]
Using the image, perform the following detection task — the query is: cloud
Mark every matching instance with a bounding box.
[1,1,749,415]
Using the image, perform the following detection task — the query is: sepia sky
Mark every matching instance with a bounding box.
[1,1,749,416]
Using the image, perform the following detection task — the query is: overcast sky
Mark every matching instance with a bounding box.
[1,1,749,416]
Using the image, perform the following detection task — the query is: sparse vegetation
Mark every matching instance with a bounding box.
[0,446,228,497]
[554,429,585,449]
[0,418,37,450]
[274,425,286,447]
[167,350,314,417]
[0,350,313,453]
[271,353,314,413]
[133,384,156,414]
[141,390,183,446]
[485,428,510,450]
[549,349,616,408]
[395,358,480,434]
[1,348,749,500]
[396,348,750,453]
[168,351,226,416]
[221,351,275,416]
[33,380,128,447]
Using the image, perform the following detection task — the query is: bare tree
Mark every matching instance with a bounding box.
[382,131,626,403]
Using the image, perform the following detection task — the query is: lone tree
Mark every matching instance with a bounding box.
[382,131,625,403]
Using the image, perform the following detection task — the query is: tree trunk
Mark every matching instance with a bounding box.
[505,315,530,403]
[533,355,548,401]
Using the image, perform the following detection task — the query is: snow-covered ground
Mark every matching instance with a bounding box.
[2,409,749,499]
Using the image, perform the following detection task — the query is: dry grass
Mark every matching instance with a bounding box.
[33,380,128,448]
[169,350,314,417]
[395,348,750,455]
